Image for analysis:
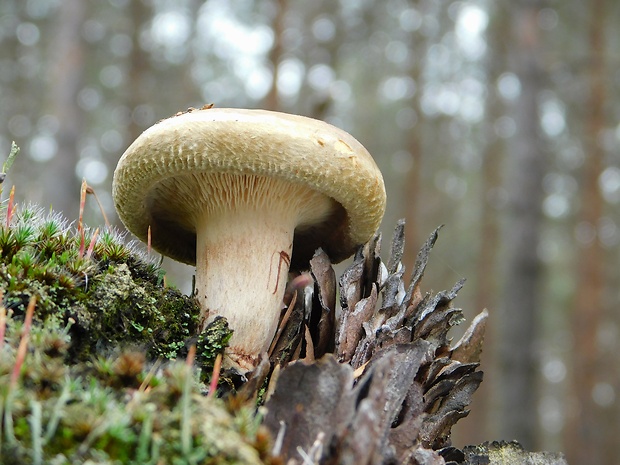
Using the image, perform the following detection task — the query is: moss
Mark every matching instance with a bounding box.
[195,317,233,369]
[72,262,201,362]
[0,315,267,464]
[0,203,272,463]
[0,206,209,366]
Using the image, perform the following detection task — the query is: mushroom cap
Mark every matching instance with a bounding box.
[112,108,386,268]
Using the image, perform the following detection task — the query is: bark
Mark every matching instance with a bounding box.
[497,0,548,449]
[566,0,608,463]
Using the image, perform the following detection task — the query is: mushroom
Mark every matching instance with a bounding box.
[112,108,386,372]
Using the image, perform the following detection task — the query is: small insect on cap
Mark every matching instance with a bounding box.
[112,107,386,372]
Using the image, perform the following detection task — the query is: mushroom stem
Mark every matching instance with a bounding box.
[187,173,334,373]
[195,208,294,372]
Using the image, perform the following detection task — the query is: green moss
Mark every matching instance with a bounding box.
[0,203,271,463]
[196,317,233,368]
[75,262,199,362]
[0,206,209,366]
[0,316,266,464]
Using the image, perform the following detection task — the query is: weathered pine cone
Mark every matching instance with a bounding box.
[257,221,488,465]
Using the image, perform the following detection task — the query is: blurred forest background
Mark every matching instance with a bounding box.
[0,0,618,463]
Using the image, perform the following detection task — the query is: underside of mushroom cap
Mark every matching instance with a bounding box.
[113,108,386,268]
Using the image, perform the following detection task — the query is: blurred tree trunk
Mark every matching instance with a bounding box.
[458,5,507,446]
[566,0,608,463]
[402,113,422,268]
[264,0,288,112]
[402,1,423,264]
[474,6,506,327]
[497,0,548,449]
[45,0,87,218]
[128,0,151,142]
[308,2,340,120]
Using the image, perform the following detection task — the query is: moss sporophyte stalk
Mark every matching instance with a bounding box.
[0,198,276,464]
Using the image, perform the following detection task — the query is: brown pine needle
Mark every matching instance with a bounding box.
[302,324,315,363]
[0,290,6,352]
[78,179,87,234]
[85,228,100,259]
[185,344,196,368]
[353,361,370,379]
[138,357,162,394]
[5,185,15,227]
[268,292,297,356]
[11,296,36,388]
[147,225,152,256]
[78,228,86,259]
[208,353,223,398]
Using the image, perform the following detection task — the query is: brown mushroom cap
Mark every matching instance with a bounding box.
[113,108,386,268]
